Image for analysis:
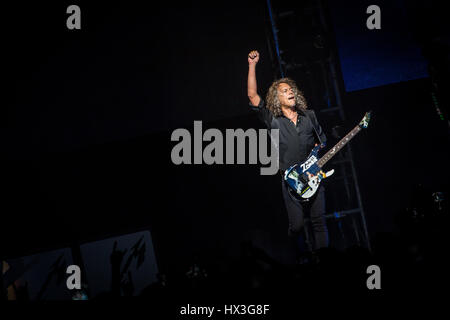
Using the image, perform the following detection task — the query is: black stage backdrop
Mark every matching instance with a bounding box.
[4,1,449,275]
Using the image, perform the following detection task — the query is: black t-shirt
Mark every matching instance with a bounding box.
[250,99,327,172]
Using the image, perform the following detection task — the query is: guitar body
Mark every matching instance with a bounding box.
[284,145,331,201]
[283,111,371,201]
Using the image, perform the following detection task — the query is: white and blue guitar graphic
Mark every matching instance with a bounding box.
[284,111,371,201]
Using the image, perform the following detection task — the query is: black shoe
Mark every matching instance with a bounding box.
[310,251,320,264]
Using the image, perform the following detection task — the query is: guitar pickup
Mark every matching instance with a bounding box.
[299,174,309,184]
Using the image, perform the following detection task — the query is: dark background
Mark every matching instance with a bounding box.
[4,0,449,278]
[328,0,430,91]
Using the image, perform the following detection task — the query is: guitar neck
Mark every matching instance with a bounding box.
[317,125,362,168]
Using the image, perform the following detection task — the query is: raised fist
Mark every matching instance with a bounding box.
[248,50,260,65]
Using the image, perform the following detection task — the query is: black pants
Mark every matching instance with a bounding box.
[281,179,329,250]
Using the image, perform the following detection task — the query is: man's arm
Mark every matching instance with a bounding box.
[247,50,261,107]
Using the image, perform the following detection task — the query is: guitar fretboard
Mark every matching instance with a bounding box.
[317,125,362,168]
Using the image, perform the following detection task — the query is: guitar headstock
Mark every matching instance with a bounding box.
[359,111,371,129]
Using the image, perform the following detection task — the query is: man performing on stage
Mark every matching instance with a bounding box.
[247,50,329,258]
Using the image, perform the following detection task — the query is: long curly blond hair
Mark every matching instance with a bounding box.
[265,78,308,117]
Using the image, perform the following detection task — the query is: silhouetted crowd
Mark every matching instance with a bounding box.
[2,202,448,300]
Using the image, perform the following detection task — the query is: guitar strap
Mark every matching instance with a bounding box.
[300,109,324,146]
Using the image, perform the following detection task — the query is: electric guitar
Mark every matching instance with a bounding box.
[284,111,371,201]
